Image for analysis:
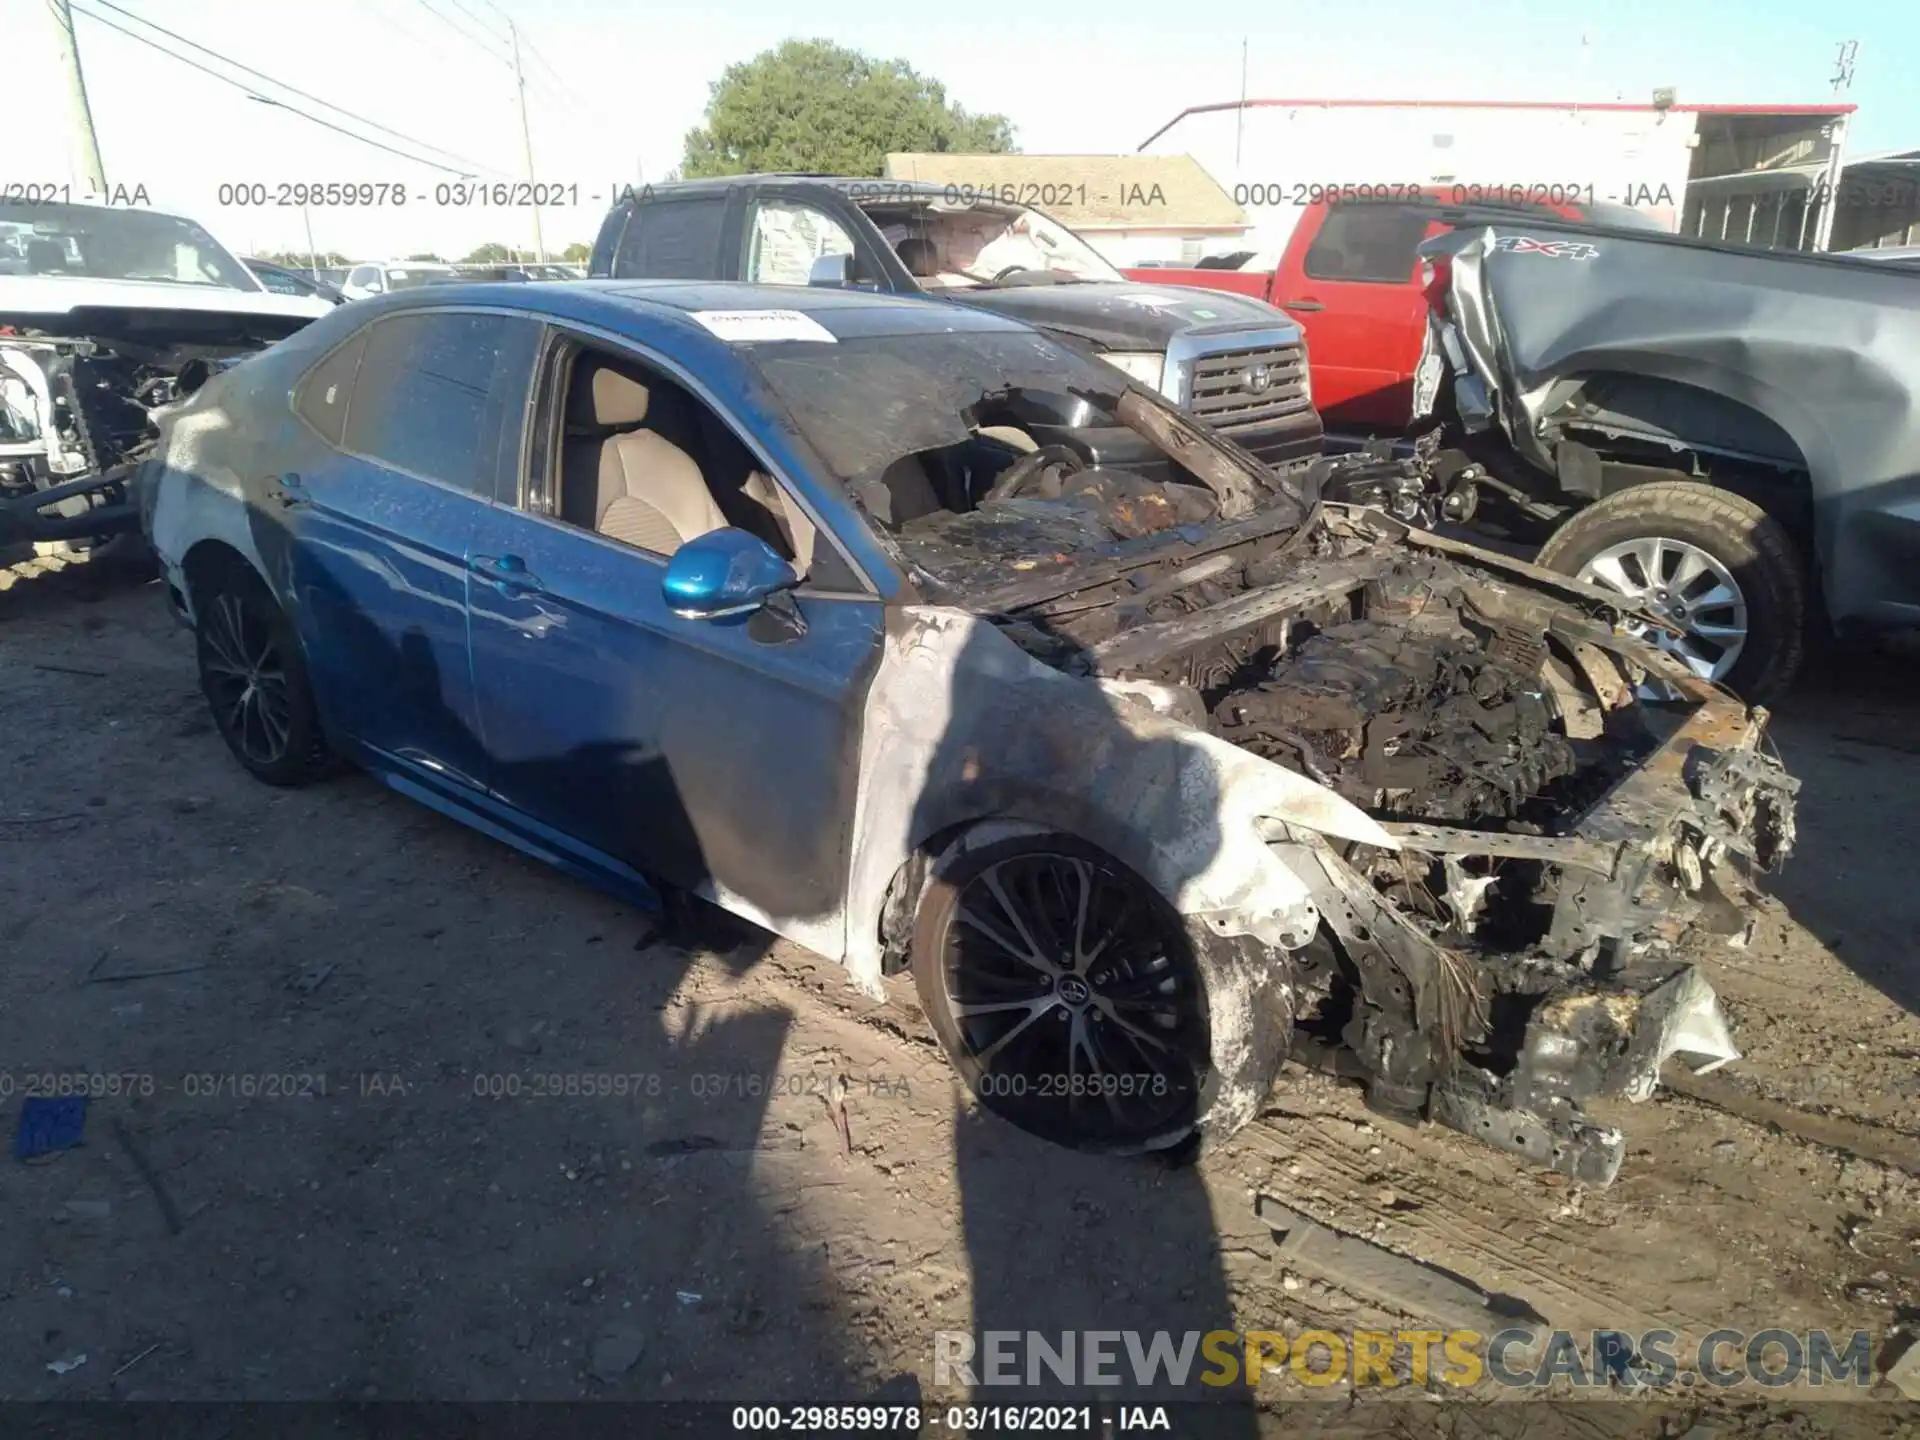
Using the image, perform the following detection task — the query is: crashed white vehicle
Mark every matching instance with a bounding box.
[1,199,328,561]
[140,284,1797,1185]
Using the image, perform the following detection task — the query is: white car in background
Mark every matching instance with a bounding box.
[1,199,331,560]
[338,260,464,300]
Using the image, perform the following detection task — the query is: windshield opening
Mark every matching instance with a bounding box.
[857,199,1124,288]
[0,202,257,289]
[750,328,1298,593]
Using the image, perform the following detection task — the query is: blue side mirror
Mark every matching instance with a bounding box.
[662,528,799,619]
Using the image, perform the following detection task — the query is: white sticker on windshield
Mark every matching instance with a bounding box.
[1119,292,1184,308]
[689,309,838,344]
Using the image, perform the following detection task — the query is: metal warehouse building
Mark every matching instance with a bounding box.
[1137,97,1859,259]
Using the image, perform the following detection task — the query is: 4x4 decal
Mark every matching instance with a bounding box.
[1492,235,1600,260]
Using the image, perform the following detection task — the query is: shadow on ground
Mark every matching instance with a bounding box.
[1765,633,1920,1015]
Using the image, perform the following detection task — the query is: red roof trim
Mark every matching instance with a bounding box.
[1137,98,1857,151]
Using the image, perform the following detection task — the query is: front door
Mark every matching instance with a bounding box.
[464,334,885,934]
[1269,203,1437,428]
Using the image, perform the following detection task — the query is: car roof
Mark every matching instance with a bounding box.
[0,197,202,227]
[364,278,1035,344]
[618,174,946,204]
[366,278,1027,338]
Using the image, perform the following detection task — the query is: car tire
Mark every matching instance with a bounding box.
[192,562,332,787]
[910,832,1293,1156]
[1534,480,1806,703]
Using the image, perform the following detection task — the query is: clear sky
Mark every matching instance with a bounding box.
[5,0,1910,261]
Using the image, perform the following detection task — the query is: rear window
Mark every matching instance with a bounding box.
[293,329,369,447]
[614,198,727,280]
[1303,205,1432,283]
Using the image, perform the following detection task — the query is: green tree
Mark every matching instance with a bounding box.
[562,241,591,263]
[463,242,511,264]
[681,39,1014,178]
[404,251,445,262]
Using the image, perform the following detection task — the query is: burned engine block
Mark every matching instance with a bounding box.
[1207,619,1577,824]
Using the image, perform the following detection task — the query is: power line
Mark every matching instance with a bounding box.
[454,0,615,130]
[441,0,512,48]
[77,0,507,176]
[411,0,511,65]
[68,3,504,176]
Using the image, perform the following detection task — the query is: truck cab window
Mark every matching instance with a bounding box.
[745,202,856,286]
[614,198,727,280]
[1303,205,1432,283]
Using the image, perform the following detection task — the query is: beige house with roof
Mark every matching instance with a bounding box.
[882,153,1251,267]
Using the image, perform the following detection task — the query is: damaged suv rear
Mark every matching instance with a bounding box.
[2,200,327,564]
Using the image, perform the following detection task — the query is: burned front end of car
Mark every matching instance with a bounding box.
[0,327,257,557]
[990,505,1797,1185]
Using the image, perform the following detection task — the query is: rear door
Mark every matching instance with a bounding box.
[1269,203,1437,428]
[280,307,539,793]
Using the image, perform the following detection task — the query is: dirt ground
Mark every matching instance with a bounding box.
[2,559,1917,1435]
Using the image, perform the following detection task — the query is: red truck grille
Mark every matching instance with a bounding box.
[1186,342,1312,430]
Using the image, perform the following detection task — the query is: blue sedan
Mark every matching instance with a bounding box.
[141,280,1784,1177]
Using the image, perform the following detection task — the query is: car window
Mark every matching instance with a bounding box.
[613,198,726,280]
[346,265,376,289]
[293,329,371,447]
[0,201,255,288]
[252,267,301,295]
[1303,204,1433,283]
[342,311,539,495]
[745,201,855,286]
[531,337,861,587]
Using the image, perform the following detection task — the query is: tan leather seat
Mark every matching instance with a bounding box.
[584,368,725,555]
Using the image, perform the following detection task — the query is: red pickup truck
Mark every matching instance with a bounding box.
[1125,195,1662,429]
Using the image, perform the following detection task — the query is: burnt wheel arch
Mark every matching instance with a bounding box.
[907,828,1294,1155]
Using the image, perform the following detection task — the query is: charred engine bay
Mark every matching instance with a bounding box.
[996,516,1658,835]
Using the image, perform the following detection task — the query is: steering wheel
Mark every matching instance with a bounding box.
[980,445,1085,505]
[991,264,1034,282]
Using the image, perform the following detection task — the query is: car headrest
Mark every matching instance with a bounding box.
[569,363,652,429]
[896,237,939,278]
[25,240,68,272]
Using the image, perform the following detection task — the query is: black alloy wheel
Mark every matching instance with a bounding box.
[912,835,1212,1152]
[194,566,330,786]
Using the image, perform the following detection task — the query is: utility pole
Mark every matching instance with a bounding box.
[507,19,546,264]
[48,0,108,193]
[1234,37,1249,169]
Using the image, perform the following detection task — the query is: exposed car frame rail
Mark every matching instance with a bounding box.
[0,464,141,546]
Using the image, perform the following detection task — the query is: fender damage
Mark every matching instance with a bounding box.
[854,496,1796,1184]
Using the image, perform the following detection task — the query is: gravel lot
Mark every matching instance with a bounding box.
[2,561,1917,1434]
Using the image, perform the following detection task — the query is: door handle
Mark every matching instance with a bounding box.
[1282,299,1325,312]
[263,472,308,508]
[470,553,545,595]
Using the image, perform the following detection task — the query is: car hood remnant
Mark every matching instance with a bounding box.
[929,499,1796,1185]
[1421,220,1920,631]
